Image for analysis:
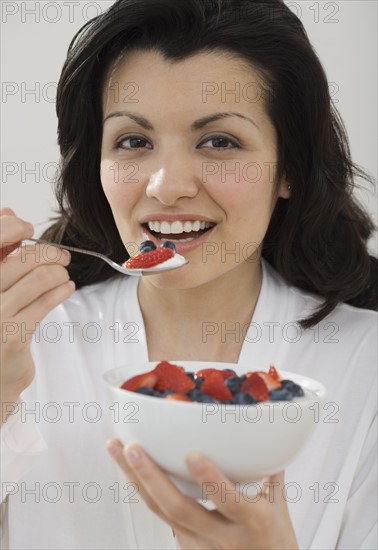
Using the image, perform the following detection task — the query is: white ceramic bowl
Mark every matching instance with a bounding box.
[103,362,327,499]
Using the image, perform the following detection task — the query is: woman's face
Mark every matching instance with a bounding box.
[101,50,290,288]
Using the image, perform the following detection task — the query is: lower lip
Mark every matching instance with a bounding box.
[142,225,216,254]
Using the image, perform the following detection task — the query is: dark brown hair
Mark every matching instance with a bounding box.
[43,0,377,328]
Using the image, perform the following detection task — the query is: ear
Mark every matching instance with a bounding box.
[277,178,292,199]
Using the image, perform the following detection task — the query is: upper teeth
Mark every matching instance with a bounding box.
[147,220,214,234]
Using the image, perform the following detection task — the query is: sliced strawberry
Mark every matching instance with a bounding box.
[241,373,269,401]
[268,365,281,381]
[195,368,235,381]
[201,374,233,401]
[125,248,174,269]
[155,360,185,373]
[121,371,157,392]
[195,368,220,379]
[255,372,282,391]
[165,393,192,401]
[154,361,195,394]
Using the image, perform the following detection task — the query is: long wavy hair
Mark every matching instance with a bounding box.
[43,0,377,328]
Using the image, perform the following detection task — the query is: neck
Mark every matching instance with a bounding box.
[138,259,263,362]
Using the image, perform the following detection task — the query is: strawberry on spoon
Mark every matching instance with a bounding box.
[124,240,187,271]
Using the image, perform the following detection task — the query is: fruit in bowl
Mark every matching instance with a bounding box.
[119,361,305,404]
[103,361,326,500]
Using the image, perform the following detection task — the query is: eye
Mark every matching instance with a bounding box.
[199,135,240,150]
[115,135,152,150]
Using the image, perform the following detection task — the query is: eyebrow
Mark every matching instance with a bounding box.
[191,112,259,131]
[103,111,154,130]
[103,110,259,131]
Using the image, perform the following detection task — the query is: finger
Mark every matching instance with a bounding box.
[2,264,73,318]
[107,439,195,538]
[107,440,175,525]
[0,243,21,262]
[0,208,16,216]
[122,444,224,535]
[263,471,286,504]
[263,471,295,522]
[186,452,263,523]
[0,245,71,292]
[0,215,34,257]
[175,530,218,550]
[107,440,223,539]
[2,280,76,348]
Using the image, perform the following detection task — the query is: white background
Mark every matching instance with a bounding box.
[1,0,377,254]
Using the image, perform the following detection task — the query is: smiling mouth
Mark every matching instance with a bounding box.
[142,220,215,242]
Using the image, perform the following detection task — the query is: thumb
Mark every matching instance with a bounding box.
[263,470,285,503]
[0,207,16,217]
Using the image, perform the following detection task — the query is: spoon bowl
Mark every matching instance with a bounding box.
[26,238,188,276]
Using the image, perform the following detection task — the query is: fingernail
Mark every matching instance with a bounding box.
[186,452,205,472]
[1,207,16,216]
[26,222,34,236]
[61,249,71,261]
[124,445,141,465]
[107,441,121,458]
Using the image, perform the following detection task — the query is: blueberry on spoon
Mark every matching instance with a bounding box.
[140,240,157,253]
[160,241,176,252]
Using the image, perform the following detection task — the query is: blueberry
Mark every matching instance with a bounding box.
[136,386,155,396]
[160,390,175,397]
[188,389,219,403]
[233,392,257,405]
[160,241,176,252]
[225,376,243,394]
[239,374,247,382]
[186,371,195,382]
[223,368,237,376]
[140,240,156,253]
[269,388,292,401]
[280,380,304,397]
[292,386,304,397]
[188,389,202,400]
[195,376,204,389]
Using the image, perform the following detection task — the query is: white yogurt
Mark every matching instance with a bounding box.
[148,253,187,270]
[123,252,187,272]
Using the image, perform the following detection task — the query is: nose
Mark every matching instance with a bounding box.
[146,156,199,206]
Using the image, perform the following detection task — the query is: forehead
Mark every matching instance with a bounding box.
[102,49,268,117]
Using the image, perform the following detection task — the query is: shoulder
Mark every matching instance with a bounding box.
[263,257,377,339]
[261,258,376,382]
[262,260,376,413]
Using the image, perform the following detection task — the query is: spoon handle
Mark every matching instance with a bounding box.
[27,238,111,262]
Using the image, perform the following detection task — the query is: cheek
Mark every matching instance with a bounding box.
[100,159,142,206]
[204,159,274,214]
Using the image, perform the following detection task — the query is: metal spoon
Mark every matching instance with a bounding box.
[26,238,188,276]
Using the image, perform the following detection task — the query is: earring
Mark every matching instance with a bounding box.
[287,185,291,190]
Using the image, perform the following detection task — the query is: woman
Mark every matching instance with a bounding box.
[1,0,377,548]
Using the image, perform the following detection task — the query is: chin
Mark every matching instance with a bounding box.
[142,262,241,291]
[142,266,216,291]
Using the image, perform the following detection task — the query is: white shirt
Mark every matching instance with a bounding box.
[1,258,377,549]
